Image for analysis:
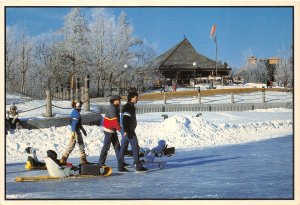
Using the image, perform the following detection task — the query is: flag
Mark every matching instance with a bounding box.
[210,24,216,38]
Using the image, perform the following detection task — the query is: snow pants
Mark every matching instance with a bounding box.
[99,131,121,166]
[62,131,87,159]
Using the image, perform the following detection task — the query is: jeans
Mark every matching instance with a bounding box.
[118,135,140,170]
[99,131,120,166]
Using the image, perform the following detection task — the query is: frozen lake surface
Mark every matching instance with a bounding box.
[6,135,293,199]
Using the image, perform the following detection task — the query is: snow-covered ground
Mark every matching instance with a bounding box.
[4,87,294,199]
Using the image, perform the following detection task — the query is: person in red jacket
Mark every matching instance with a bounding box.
[99,95,128,167]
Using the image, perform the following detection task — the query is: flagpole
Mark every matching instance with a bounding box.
[215,36,217,78]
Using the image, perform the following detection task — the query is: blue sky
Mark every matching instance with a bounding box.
[6,7,293,69]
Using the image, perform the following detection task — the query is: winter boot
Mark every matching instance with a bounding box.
[135,162,148,172]
[80,157,89,165]
[59,156,67,165]
[136,165,148,172]
[118,167,129,173]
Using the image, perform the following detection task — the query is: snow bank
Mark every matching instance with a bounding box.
[6,114,292,163]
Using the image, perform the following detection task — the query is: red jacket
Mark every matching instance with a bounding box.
[103,116,121,133]
[103,104,121,133]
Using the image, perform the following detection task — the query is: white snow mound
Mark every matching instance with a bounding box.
[6,114,292,163]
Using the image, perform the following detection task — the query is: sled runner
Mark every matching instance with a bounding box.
[15,170,113,182]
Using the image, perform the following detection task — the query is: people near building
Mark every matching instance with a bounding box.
[266,80,270,88]
[118,91,148,172]
[6,103,21,130]
[60,101,89,165]
[172,84,177,92]
[99,95,128,167]
[160,84,165,92]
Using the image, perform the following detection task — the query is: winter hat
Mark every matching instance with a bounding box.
[10,103,17,110]
[110,95,122,101]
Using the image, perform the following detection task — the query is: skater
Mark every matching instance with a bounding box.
[118,91,148,172]
[99,95,128,167]
[6,103,21,130]
[60,101,89,165]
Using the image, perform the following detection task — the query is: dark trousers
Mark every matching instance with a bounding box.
[7,118,20,129]
[99,131,120,166]
[118,135,140,170]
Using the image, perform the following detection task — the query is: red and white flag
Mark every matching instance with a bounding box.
[210,24,216,38]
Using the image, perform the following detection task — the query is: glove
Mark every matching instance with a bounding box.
[71,132,75,139]
[82,129,87,136]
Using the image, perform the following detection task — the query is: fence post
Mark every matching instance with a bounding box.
[198,87,201,104]
[81,86,85,103]
[231,92,234,103]
[262,88,266,103]
[44,89,52,117]
[163,92,166,104]
[70,76,74,102]
[66,82,70,100]
[76,77,80,102]
[60,84,64,100]
[84,75,90,111]
[56,87,59,99]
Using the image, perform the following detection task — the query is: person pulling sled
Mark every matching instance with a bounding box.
[60,101,89,165]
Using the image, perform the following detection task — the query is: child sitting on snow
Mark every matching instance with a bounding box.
[6,103,21,130]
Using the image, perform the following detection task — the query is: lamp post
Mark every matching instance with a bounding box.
[193,62,196,90]
[124,64,128,94]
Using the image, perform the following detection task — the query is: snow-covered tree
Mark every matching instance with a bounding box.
[88,9,142,96]
[127,41,158,91]
[10,24,35,94]
[5,26,19,91]
[273,44,293,88]
[33,32,65,95]
[58,8,90,89]
[237,60,269,84]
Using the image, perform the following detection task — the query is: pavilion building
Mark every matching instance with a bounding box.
[152,38,231,87]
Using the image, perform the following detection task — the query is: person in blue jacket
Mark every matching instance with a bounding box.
[60,101,89,165]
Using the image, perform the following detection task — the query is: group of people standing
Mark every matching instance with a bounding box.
[59,91,148,172]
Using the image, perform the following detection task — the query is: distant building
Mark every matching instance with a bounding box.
[151,38,231,86]
[247,56,281,81]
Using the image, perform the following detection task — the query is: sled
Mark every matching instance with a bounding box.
[127,141,175,170]
[15,168,113,182]
[15,165,113,182]
[126,146,175,158]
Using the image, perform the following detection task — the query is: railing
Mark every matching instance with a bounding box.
[100,102,293,114]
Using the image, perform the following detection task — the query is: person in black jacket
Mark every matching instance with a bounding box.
[118,91,148,172]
